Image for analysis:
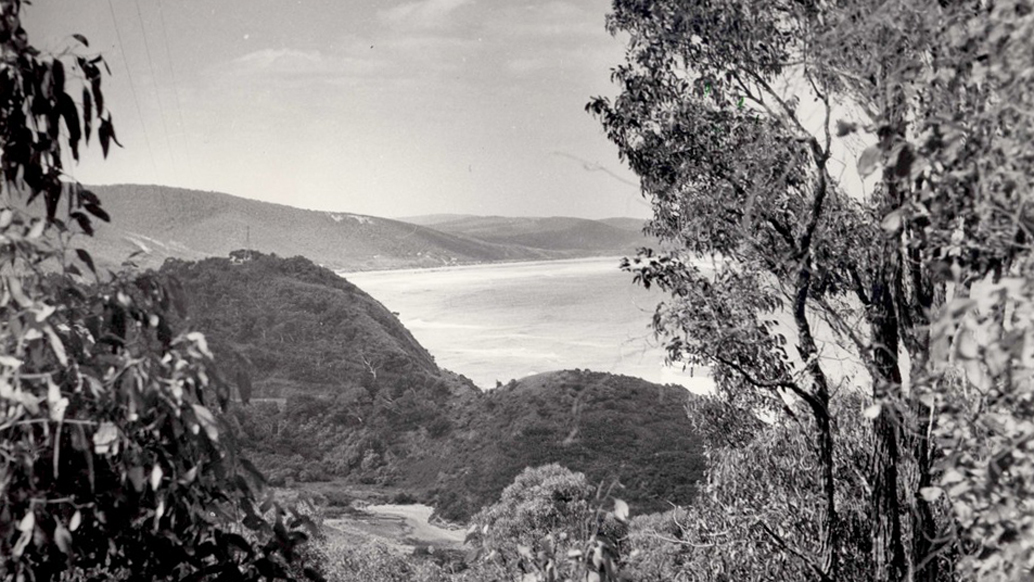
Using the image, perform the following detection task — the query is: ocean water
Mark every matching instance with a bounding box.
[340,257,714,392]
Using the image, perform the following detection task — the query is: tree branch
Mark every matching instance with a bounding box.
[756,520,833,582]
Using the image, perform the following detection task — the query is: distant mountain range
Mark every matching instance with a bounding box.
[407,215,648,253]
[74,185,652,272]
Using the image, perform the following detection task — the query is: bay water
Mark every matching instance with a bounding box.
[340,257,713,392]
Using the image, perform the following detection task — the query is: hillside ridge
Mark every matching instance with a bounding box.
[76,185,650,272]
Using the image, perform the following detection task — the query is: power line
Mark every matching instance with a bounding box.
[132,0,180,177]
[154,0,194,176]
[106,0,160,179]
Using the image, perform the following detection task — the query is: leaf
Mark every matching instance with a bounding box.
[918,393,936,409]
[69,510,82,532]
[881,209,904,233]
[192,404,219,441]
[76,249,96,275]
[12,530,31,558]
[54,523,72,554]
[51,59,65,94]
[84,202,110,222]
[941,468,965,485]
[863,404,882,419]
[236,368,253,405]
[18,512,35,533]
[79,188,101,206]
[187,332,213,358]
[99,116,113,158]
[127,465,145,492]
[150,464,164,491]
[893,143,915,177]
[91,74,104,117]
[157,316,172,348]
[919,487,943,502]
[70,211,93,236]
[27,218,45,239]
[857,145,882,178]
[242,514,266,531]
[72,33,89,47]
[180,466,198,485]
[614,499,630,522]
[259,494,274,514]
[44,324,68,366]
[835,119,858,137]
[59,92,81,161]
[47,377,68,421]
[93,421,118,454]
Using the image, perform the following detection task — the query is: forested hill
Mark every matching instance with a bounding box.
[77,185,651,272]
[425,370,706,521]
[159,252,470,399]
[162,252,706,521]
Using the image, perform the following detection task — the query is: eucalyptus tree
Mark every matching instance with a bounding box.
[0,1,320,579]
[591,0,1033,580]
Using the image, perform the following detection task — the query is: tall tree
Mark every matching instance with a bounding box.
[0,2,321,579]
[591,0,1031,579]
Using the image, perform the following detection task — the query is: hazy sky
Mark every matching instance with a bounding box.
[25,0,649,220]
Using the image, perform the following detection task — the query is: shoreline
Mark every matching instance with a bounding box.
[336,254,628,279]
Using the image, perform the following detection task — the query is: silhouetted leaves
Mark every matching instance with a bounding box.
[59,92,81,160]
[98,115,119,158]
[75,248,96,275]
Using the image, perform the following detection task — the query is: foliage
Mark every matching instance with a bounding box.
[0,3,318,580]
[309,539,451,582]
[589,0,1034,579]
[431,370,705,522]
[159,252,444,393]
[467,464,630,582]
[899,2,1034,579]
[627,394,874,582]
[471,464,597,552]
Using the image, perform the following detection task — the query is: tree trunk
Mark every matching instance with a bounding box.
[815,400,836,580]
[794,268,837,581]
[900,244,943,582]
[909,396,941,582]
[871,284,908,582]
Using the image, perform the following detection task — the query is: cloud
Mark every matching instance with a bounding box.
[486,1,603,39]
[379,0,474,30]
[225,48,387,81]
[234,48,322,71]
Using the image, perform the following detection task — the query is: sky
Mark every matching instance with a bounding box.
[24,0,650,220]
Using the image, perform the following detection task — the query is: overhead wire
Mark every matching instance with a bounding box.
[154,0,195,177]
[105,0,166,213]
[106,0,160,180]
[131,0,180,178]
